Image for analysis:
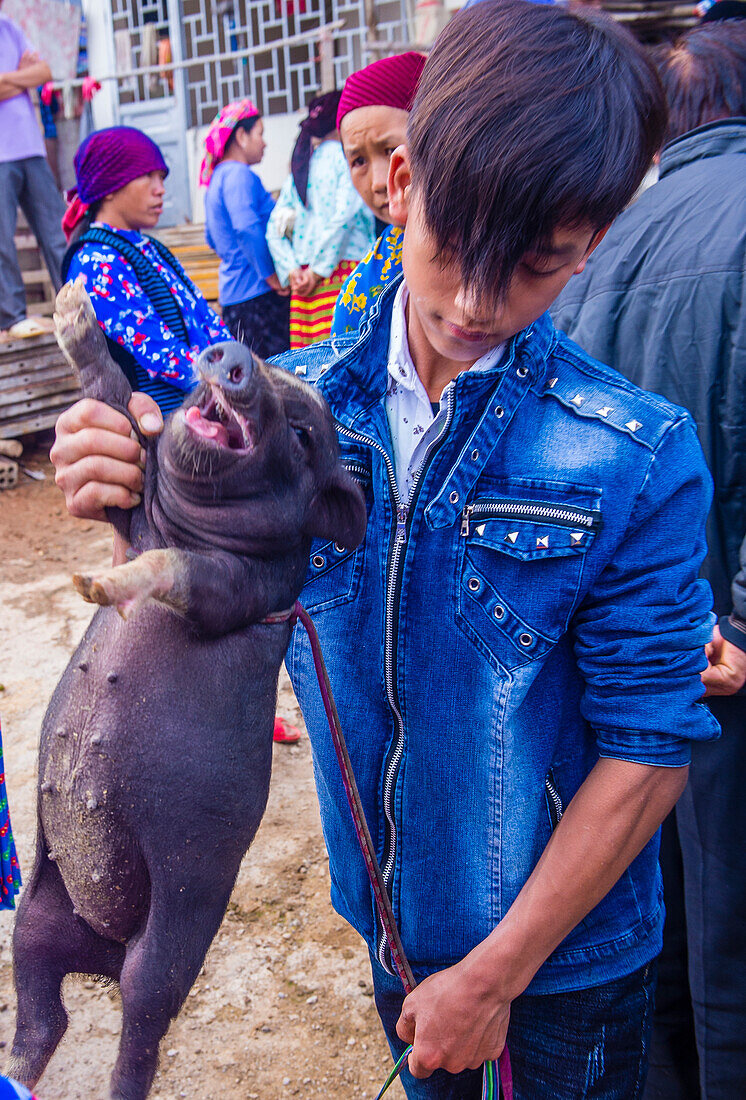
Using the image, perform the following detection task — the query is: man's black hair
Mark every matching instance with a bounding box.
[655,22,746,145]
[407,0,667,305]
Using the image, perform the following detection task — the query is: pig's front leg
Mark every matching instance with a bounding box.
[73,548,300,634]
[73,549,186,621]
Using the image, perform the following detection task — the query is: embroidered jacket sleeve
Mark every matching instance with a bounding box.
[331,227,404,337]
[66,243,226,392]
[573,414,719,766]
[266,177,301,288]
[306,145,373,279]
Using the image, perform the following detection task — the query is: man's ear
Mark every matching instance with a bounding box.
[387,144,412,228]
[574,225,611,276]
[305,471,367,550]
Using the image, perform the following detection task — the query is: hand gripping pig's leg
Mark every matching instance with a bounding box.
[7,847,125,1088]
[74,546,302,635]
[54,276,133,408]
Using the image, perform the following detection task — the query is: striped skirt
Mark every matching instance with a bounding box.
[290,259,358,349]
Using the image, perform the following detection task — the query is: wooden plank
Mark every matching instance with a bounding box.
[0,334,58,354]
[0,377,81,406]
[0,347,66,374]
[0,388,81,424]
[0,402,78,440]
[0,368,77,395]
[21,268,53,284]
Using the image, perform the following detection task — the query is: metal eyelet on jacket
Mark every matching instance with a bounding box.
[494,605,505,620]
[468,577,481,592]
[333,543,346,554]
[519,632,533,646]
[312,555,325,568]
[516,366,529,379]
[450,491,459,504]
[495,406,505,418]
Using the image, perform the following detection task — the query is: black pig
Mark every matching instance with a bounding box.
[8,278,366,1099]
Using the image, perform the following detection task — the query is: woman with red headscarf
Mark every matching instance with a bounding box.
[201,99,290,360]
[331,52,426,338]
[266,90,375,349]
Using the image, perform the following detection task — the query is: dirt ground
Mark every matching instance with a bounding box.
[0,445,404,1100]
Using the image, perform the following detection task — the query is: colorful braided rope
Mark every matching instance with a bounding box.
[0,721,22,911]
[374,1045,412,1099]
[375,1050,505,1099]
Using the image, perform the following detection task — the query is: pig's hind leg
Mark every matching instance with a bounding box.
[110,880,235,1100]
[8,848,125,1088]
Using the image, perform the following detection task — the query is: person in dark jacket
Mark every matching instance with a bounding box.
[553,23,746,1100]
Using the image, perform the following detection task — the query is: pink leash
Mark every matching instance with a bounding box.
[284,601,513,1098]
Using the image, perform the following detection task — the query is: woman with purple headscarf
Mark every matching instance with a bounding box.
[62,126,230,415]
[266,91,375,348]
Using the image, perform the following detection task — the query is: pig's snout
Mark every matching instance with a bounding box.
[197,342,256,398]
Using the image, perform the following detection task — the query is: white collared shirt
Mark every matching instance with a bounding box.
[385,283,505,500]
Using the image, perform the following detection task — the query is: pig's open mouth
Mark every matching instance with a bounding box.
[184,385,254,452]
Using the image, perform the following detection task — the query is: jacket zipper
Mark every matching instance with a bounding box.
[336,389,457,970]
[343,459,371,485]
[460,500,601,538]
[545,769,564,830]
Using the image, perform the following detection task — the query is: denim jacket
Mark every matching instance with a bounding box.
[279,276,718,994]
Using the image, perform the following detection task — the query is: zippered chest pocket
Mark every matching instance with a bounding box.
[301,456,371,613]
[457,486,601,670]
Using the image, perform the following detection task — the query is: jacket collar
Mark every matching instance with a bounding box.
[318,273,557,431]
[659,118,746,180]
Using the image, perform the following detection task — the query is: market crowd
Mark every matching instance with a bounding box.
[2,0,746,1097]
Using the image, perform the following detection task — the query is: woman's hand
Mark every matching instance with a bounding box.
[304,270,323,294]
[50,393,163,521]
[289,268,311,295]
[266,273,290,297]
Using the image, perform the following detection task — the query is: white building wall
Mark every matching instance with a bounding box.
[80,0,119,130]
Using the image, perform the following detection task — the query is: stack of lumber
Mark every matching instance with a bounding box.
[0,333,79,441]
[153,224,221,308]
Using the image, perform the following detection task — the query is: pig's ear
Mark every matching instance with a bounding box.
[306,471,367,549]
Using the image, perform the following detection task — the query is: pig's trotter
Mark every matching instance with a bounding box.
[73,573,107,605]
[73,550,188,621]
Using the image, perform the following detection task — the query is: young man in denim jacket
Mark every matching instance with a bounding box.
[50,4,719,1095]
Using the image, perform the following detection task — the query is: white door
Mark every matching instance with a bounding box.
[118,97,192,227]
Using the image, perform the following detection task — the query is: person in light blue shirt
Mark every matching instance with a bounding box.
[202,99,290,359]
[266,90,375,348]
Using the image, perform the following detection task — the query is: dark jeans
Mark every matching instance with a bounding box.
[644,695,746,1100]
[222,289,290,360]
[0,156,66,329]
[371,953,656,1099]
